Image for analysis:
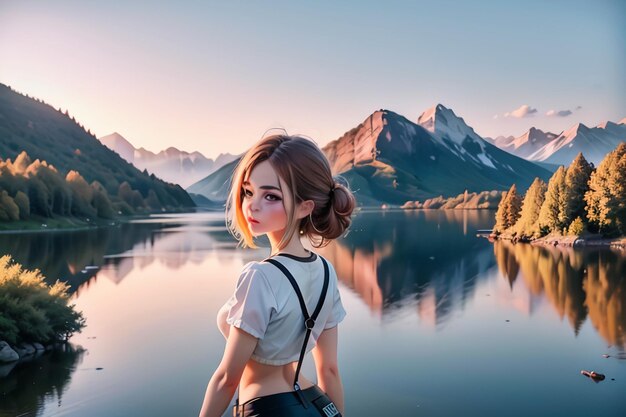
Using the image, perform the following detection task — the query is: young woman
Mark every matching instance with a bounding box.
[199,134,355,417]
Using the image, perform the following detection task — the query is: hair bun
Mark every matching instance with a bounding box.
[329,182,354,217]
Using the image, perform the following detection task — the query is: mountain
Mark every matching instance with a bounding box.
[99,132,237,188]
[527,120,626,166]
[0,83,194,209]
[322,105,551,204]
[187,158,240,203]
[99,132,135,162]
[486,127,558,159]
[190,104,551,206]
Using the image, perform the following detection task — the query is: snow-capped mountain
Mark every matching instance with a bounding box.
[99,132,237,188]
[485,128,558,160]
[414,104,522,170]
[526,120,626,166]
[189,104,552,206]
[322,104,550,204]
[417,103,484,144]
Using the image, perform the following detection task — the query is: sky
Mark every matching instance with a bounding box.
[1,0,625,158]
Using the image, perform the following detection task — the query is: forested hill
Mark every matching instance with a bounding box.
[0,83,194,210]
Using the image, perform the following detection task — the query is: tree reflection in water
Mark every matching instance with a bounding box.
[0,213,232,296]
[315,210,625,349]
[493,240,625,350]
[0,345,85,417]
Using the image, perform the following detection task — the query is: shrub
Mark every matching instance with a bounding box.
[0,255,85,345]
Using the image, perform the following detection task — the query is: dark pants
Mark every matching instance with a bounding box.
[233,385,341,417]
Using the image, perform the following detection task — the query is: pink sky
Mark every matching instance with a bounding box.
[1,1,624,158]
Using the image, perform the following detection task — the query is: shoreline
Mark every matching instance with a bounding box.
[489,233,626,251]
[0,211,196,234]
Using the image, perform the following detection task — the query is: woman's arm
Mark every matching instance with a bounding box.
[199,327,258,417]
[311,326,344,415]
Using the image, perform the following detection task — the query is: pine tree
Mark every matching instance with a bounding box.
[513,178,547,238]
[494,184,522,234]
[538,165,566,235]
[562,153,593,228]
[494,190,509,235]
[506,184,522,231]
[585,143,626,236]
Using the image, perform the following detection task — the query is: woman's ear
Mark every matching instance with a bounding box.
[296,200,315,220]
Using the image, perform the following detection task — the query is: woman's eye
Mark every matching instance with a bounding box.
[243,189,253,197]
[265,194,281,201]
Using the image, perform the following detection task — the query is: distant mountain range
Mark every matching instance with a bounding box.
[0,83,194,209]
[190,104,553,206]
[99,132,238,188]
[485,118,626,166]
[486,127,559,160]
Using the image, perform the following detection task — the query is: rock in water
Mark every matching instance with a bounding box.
[0,341,19,363]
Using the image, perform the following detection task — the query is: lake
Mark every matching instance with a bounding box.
[1,210,625,417]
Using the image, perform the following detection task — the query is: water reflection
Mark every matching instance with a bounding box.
[0,213,230,295]
[2,211,625,417]
[0,345,85,417]
[318,210,626,350]
[320,210,496,326]
[494,240,626,349]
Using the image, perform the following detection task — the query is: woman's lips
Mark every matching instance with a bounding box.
[247,217,259,224]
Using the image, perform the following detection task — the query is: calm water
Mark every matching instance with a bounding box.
[1,210,625,417]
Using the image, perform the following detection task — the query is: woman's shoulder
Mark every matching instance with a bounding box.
[237,260,280,283]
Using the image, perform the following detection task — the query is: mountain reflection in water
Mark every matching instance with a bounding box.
[1,211,625,417]
[319,210,495,327]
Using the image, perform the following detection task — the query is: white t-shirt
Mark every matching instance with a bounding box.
[216,252,347,365]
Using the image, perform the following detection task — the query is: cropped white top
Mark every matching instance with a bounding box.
[216,252,347,365]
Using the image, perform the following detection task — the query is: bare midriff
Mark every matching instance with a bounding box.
[238,359,314,403]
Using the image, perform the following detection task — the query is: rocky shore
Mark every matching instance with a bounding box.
[0,340,65,377]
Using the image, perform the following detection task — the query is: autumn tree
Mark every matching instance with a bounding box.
[494,184,522,234]
[66,170,96,217]
[584,143,626,236]
[12,151,31,175]
[561,153,593,229]
[28,161,71,216]
[538,166,566,235]
[512,178,547,238]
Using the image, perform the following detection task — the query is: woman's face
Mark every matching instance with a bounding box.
[241,160,289,237]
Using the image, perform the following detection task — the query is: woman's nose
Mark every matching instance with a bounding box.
[249,196,260,211]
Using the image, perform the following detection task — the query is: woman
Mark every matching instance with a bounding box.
[199,134,355,417]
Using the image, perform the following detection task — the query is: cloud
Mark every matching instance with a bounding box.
[575,106,582,110]
[546,109,573,117]
[504,104,537,118]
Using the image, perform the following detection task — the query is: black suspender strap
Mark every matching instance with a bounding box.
[265,255,329,408]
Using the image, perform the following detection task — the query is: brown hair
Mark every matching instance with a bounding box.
[226,134,355,250]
